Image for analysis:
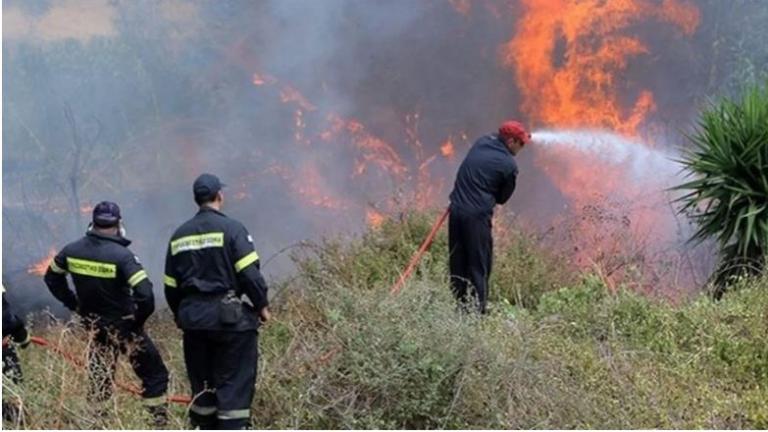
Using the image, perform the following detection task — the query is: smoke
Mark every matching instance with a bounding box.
[3,0,766,312]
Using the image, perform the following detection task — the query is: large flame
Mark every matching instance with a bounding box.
[501,0,700,281]
[504,0,699,133]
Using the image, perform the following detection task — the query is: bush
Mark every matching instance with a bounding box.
[675,82,768,295]
[4,213,767,429]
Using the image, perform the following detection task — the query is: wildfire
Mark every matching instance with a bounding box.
[501,0,700,281]
[28,248,56,276]
[366,208,386,228]
[279,85,316,111]
[440,139,455,159]
[505,0,699,133]
[249,67,463,221]
[322,114,408,178]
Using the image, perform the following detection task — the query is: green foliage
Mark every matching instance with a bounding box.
[675,82,768,290]
[4,214,768,429]
[491,227,575,308]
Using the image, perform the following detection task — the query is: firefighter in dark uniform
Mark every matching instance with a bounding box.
[164,173,270,429]
[3,285,31,423]
[449,121,530,314]
[43,201,169,425]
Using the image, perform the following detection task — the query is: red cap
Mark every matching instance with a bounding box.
[498,120,531,145]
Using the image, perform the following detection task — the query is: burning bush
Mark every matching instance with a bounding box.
[676,82,768,296]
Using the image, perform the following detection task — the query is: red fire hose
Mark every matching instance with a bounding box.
[3,336,191,405]
[6,207,450,405]
[390,207,450,295]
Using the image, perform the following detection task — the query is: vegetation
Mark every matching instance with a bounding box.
[675,82,768,296]
[3,213,767,429]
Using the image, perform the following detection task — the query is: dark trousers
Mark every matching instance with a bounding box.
[2,345,22,384]
[2,345,23,424]
[183,329,258,430]
[449,208,493,314]
[88,322,169,405]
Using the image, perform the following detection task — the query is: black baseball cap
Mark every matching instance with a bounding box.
[92,201,121,227]
[193,173,226,202]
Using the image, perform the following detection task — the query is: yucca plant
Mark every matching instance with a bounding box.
[675,83,768,298]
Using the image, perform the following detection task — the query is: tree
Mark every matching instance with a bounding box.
[675,82,768,298]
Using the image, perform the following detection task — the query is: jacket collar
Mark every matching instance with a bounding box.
[86,230,131,247]
[491,133,514,156]
[197,206,226,217]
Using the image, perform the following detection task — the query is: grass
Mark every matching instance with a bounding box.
[3,211,767,429]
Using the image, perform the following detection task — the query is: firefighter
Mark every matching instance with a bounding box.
[448,121,530,314]
[164,173,270,429]
[43,201,169,425]
[3,286,31,423]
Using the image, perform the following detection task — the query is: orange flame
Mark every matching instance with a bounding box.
[28,248,56,276]
[280,85,316,111]
[504,0,699,133]
[366,208,386,228]
[503,0,700,279]
[440,139,455,159]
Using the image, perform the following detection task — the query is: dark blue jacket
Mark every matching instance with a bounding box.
[164,207,269,331]
[44,231,155,326]
[449,134,518,216]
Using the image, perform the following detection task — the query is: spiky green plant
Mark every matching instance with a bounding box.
[675,83,768,296]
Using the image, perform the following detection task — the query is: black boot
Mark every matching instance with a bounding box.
[146,405,168,428]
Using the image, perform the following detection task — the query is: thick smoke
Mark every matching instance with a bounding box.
[3,0,767,313]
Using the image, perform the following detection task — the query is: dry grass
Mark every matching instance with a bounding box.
[3,211,767,429]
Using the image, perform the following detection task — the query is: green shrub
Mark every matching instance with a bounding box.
[675,82,768,295]
[4,214,767,429]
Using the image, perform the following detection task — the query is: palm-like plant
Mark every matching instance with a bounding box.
[675,83,768,297]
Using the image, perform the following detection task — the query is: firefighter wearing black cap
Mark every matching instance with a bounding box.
[449,121,530,314]
[165,173,270,429]
[43,201,169,425]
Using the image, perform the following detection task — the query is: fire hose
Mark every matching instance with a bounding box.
[4,207,450,405]
[390,206,450,295]
[3,336,191,405]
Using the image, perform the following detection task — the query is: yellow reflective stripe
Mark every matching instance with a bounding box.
[234,251,259,273]
[127,270,148,287]
[170,232,224,256]
[217,409,250,420]
[142,395,166,407]
[66,258,116,278]
[49,260,67,274]
[163,275,177,288]
[190,404,217,415]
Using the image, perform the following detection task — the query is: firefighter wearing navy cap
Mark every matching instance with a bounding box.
[164,173,270,429]
[449,121,530,314]
[43,201,169,425]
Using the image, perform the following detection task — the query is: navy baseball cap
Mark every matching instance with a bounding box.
[193,173,226,202]
[92,201,121,227]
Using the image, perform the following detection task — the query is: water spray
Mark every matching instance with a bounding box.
[531,129,680,182]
